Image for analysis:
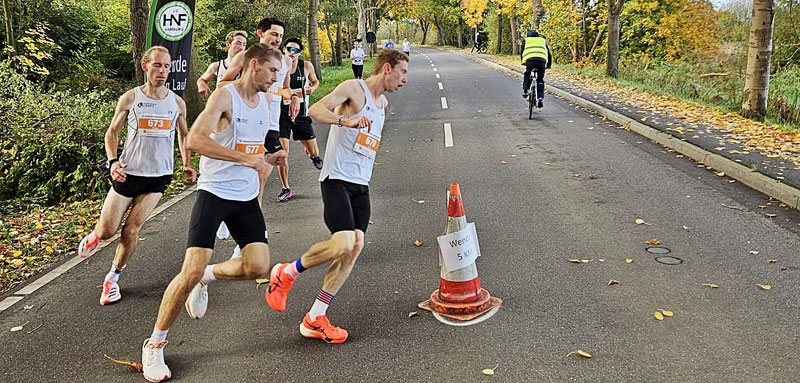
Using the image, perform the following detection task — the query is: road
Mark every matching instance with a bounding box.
[2,47,799,382]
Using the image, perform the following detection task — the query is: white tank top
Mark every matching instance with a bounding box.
[215,59,228,87]
[319,80,386,185]
[198,84,270,201]
[121,87,179,177]
[266,56,289,132]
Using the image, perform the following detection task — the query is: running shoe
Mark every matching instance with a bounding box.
[299,313,348,344]
[522,90,528,98]
[311,156,323,170]
[216,222,230,240]
[537,99,544,108]
[78,231,99,258]
[185,282,208,319]
[277,188,293,202]
[100,280,121,305]
[142,339,171,382]
[265,263,295,312]
[230,245,242,259]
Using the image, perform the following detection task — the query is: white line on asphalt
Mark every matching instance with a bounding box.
[444,123,453,147]
[435,73,440,79]
[438,82,443,90]
[431,63,435,67]
[433,68,438,72]
[0,185,199,313]
[441,97,448,109]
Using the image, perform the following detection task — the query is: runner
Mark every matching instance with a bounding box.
[402,38,411,58]
[218,17,297,257]
[349,41,365,79]
[276,37,322,202]
[196,30,248,99]
[264,49,408,344]
[77,46,196,306]
[140,43,286,382]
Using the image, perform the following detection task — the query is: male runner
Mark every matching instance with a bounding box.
[77,46,196,306]
[140,43,286,382]
[196,30,248,99]
[276,37,322,202]
[264,49,408,344]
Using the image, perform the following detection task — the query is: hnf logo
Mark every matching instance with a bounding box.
[155,2,193,41]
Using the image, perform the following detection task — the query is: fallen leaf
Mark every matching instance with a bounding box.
[415,200,425,204]
[482,363,499,375]
[368,220,374,224]
[23,305,33,310]
[104,354,143,372]
[682,226,689,230]
[45,246,54,253]
[749,251,759,255]
[635,219,645,225]
[588,174,597,179]
[581,259,591,263]
[659,309,674,317]
[598,259,605,262]
[500,161,509,164]
[566,350,592,358]
[768,259,777,263]
[766,213,777,218]
[756,284,772,290]
[625,258,633,264]
[13,250,22,257]
[645,238,660,245]
[654,311,664,320]
[255,278,269,284]
[701,283,719,288]
[587,127,594,130]
[608,308,616,313]
[414,240,422,247]
[10,326,24,332]
[34,223,44,229]
[608,279,619,285]
[408,311,418,318]
[716,172,726,177]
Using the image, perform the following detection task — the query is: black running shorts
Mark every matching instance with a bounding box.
[320,177,370,233]
[187,190,268,249]
[265,130,283,154]
[112,174,172,198]
[279,112,316,141]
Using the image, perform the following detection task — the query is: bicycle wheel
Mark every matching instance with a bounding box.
[528,75,537,119]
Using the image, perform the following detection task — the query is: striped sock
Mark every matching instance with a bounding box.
[308,290,334,321]
[283,258,306,279]
[200,264,217,285]
[149,326,169,344]
[105,262,125,283]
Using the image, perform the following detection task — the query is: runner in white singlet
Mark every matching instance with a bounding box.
[197,30,247,99]
[264,49,409,344]
[76,47,196,307]
[140,44,286,383]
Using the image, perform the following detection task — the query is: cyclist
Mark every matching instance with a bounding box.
[520,30,552,108]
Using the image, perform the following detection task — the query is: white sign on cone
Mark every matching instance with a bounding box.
[437,222,481,272]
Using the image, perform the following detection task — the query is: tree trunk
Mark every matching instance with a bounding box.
[336,19,343,65]
[395,20,399,42]
[495,13,503,54]
[184,46,204,123]
[2,0,14,53]
[741,0,776,121]
[510,15,519,56]
[323,16,336,65]
[433,15,445,45]
[530,0,545,30]
[130,0,149,84]
[420,19,428,45]
[588,22,605,59]
[356,0,366,40]
[307,0,321,80]
[605,0,625,78]
[457,18,463,48]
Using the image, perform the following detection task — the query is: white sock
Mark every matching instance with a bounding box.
[308,290,334,320]
[200,264,217,285]
[105,262,124,283]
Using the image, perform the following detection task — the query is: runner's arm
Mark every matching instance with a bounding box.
[284,61,301,120]
[104,90,134,182]
[197,62,219,98]
[308,80,372,130]
[217,52,244,88]
[174,96,197,182]
[304,61,320,95]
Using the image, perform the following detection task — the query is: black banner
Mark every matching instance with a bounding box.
[146,0,196,96]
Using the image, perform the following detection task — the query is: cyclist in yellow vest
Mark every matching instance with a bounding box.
[520,30,552,108]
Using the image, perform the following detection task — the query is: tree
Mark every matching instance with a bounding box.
[605,0,625,78]
[530,0,545,29]
[308,0,321,79]
[130,0,149,84]
[2,0,14,53]
[741,0,776,121]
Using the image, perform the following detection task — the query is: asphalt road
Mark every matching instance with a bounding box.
[2,47,800,382]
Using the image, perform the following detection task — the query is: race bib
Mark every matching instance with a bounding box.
[235,137,265,155]
[138,114,173,137]
[353,131,380,159]
[267,85,283,103]
[282,88,304,105]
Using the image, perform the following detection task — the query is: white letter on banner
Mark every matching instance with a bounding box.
[436,222,481,272]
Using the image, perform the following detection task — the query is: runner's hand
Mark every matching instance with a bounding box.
[304,86,313,95]
[244,154,267,173]
[110,162,127,183]
[198,81,211,99]
[345,116,373,132]
[183,166,197,183]
[266,150,287,166]
[289,96,301,122]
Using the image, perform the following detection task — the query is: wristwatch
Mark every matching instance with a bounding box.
[105,158,119,169]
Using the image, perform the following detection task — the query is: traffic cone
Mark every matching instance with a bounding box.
[418,183,501,321]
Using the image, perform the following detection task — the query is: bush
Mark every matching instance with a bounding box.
[0,61,114,205]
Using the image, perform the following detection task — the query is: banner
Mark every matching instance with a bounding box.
[146,0,196,96]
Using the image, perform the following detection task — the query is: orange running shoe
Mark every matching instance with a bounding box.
[265,263,295,312]
[299,313,348,344]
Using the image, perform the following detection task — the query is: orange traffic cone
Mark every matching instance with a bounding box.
[419,183,502,321]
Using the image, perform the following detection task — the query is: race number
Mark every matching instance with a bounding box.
[138,114,173,137]
[235,137,265,155]
[353,131,380,159]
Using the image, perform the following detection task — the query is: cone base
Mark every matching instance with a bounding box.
[418,289,502,321]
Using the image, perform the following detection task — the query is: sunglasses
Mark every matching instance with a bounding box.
[286,47,301,54]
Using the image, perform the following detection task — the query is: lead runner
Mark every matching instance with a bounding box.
[264,49,408,343]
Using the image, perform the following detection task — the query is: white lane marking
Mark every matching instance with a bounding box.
[431,63,435,67]
[441,97,448,109]
[435,73,440,79]
[438,82,443,90]
[0,296,24,312]
[433,68,438,72]
[444,123,453,147]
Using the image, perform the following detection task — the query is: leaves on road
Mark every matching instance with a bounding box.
[414,240,422,247]
[749,251,759,255]
[482,363,499,375]
[104,354,143,372]
[635,219,651,225]
[608,279,619,285]
[625,258,633,264]
[566,350,592,358]
[659,309,674,317]
[756,284,772,290]
[654,311,664,321]
[645,238,660,245]
[10,321,28,332]
[408,311,418,318]
[701,283,720,288]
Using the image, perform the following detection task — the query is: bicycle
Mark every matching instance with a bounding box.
[527,71,538,119]
[473,42,487,54]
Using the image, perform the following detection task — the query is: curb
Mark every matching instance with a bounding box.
[451,49,800,211]
[0,185,198,313]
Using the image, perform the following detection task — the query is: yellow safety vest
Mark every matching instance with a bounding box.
[521,37,547,63]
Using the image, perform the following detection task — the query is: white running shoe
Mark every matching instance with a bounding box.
[142,339,171,382]
[216,222,230,239]
[78,231,99,258]
[100,280,121,305]
[230,245,242,259]
[185,282,208,319]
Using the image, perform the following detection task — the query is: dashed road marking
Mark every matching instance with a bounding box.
[433,68,438,72]
[435,73,440,79]
[438,82,443,90]
[444,123,453,147]
[441,97,448,109]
